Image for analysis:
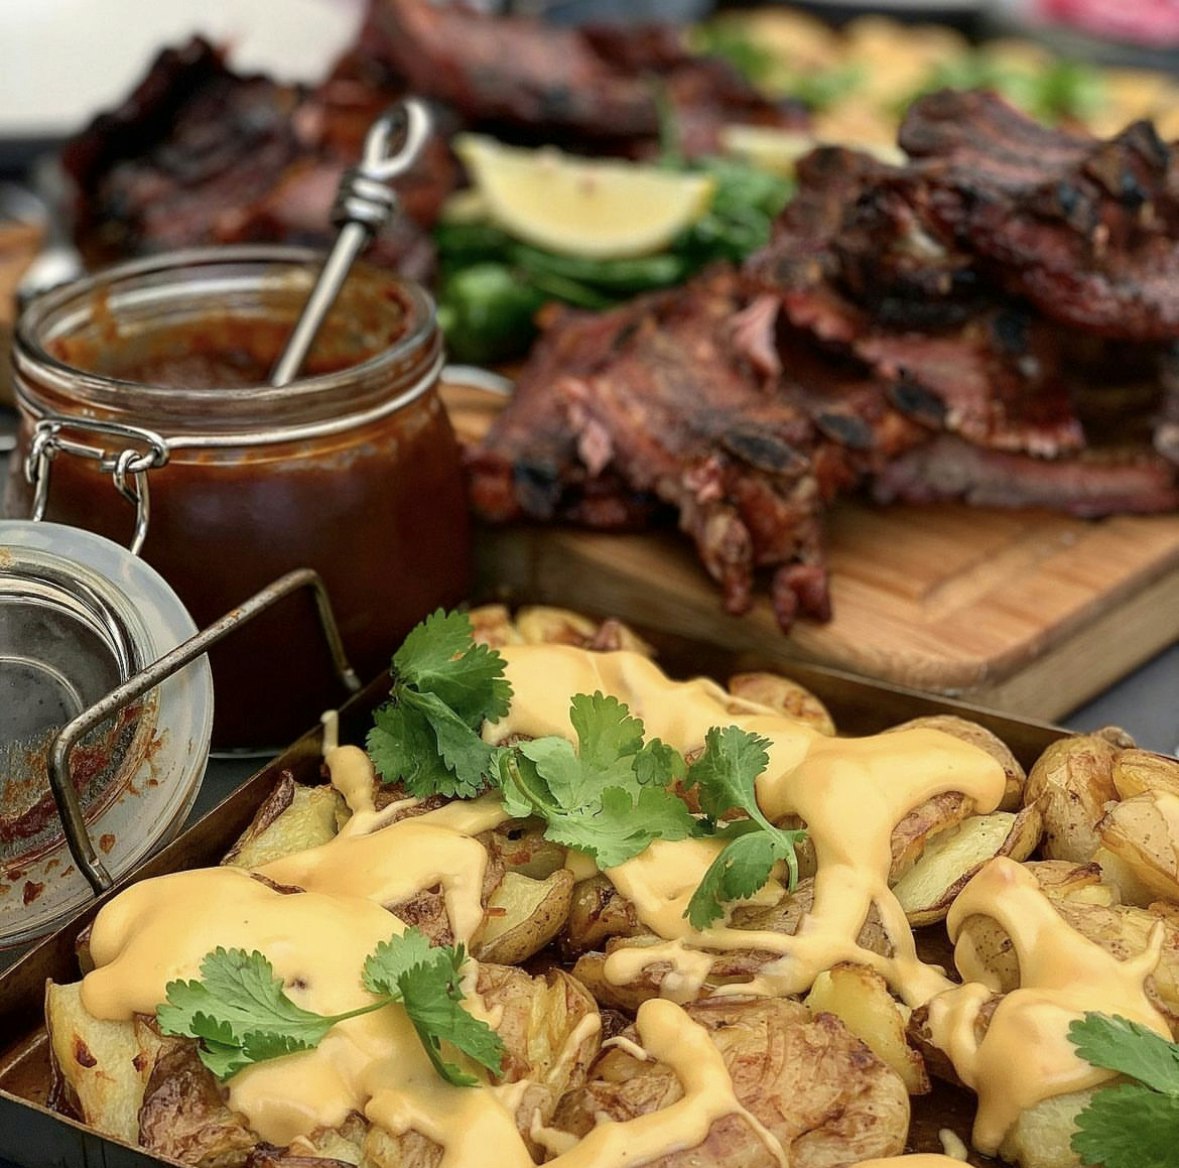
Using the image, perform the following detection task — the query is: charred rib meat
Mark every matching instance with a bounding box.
[472,93,1179,631]
[62,0,803,272]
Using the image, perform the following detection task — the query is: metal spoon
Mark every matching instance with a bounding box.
[269,97,433,387]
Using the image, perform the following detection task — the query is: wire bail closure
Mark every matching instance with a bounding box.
[25,417,170,556]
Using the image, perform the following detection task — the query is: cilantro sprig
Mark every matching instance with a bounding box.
[157,928,504,1086]
[497,692,699,869]
[1069,1012,1179,1168]
[683,726,808,929]
[367,610,512,797]
[367,609,807,926]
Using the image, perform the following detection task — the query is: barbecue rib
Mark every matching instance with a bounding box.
[60,38,445,279]
[472,92,1179,631]
[362,0,805,156]
[62,0,806,272]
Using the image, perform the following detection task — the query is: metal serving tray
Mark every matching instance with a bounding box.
[0,628,1070,1168]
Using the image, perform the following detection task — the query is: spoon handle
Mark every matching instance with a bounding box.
[270,98,433,388]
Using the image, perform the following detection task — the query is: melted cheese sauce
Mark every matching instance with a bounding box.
[494,646,1004,1007]
[926,857,1169,1155]
[78,644,1167,1166]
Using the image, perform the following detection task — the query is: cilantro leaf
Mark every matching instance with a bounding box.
[362,929,437,997]
[369,610,511,798]
[1070,1013,1179,1097]
[157,948,366,1078]
[157,930,503,1088]
[367,701,460,797]
[540,784,700,870]
[572,693,644,779]
[404,689,497,795]
[397,948,506,1086]
[682,726,807,929]
[501,698,698,869]
[685,725,771,825]
[686,828,794,930]
[394,610,512,728]
[634,738,686,788]
[1072,1082,1179,1168]
[363,931,504,1087]
[517,694,651,808]
[1069,1012,1179,1168]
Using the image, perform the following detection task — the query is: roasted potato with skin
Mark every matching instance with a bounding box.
[466,603,524,648]
[553,997,909,1167]
[1023,735,1120,863]
[726,671,836,736]
[222,776,347,869]
[1112,749,1179,801]
[891,806,1042,927]
[138,1039,258,1168]
[888,792,974,885]
[572,881,895,1011]
[913,991,1096,1168]
[362,964,601,1168]
[804,963,929,1095]
[514,606,654,656]
[45,981,159,1144]
[1097,789,1179,906]
[1023,859,1118,906]
[472,869,575,965]
[954,877,1179,1036]
[998,1088,1095,1168]
[390,823,564,958]
[561,875,644,959]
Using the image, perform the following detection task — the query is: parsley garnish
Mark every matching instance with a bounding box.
[367,610,512,797]
[157,928,504,1086]
[683,726,808,930]
[1069,1012,1179,1168]
[497,692,699,869]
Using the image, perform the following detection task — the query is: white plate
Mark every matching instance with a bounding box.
[0,0,367,142]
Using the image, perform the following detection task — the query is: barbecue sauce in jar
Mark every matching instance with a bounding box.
[4,247,471,747]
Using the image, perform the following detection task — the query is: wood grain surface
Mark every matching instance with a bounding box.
[445,383,1179,719]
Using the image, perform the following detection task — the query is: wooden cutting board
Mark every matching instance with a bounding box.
[444,383,1179,720]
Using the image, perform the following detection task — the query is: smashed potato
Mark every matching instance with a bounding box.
[804,963,929,1095]
[553,998,909,1167]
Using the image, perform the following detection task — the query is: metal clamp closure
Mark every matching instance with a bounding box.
[25,417,170,556]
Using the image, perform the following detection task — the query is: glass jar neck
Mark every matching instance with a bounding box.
[13,246,441,444]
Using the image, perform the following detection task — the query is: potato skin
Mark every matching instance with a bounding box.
[138,1040,257,1168]
[1097,790,1179,906]
[472,869,575,966]
[1024,736,1120,863]
[726,672,836,736]
[553,997,909,1168]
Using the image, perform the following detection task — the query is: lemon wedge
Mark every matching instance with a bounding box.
[453,134,715,259]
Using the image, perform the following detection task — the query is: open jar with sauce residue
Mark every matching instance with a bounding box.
[4,246,471,749]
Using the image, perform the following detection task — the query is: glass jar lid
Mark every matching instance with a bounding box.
[0,520,213,948]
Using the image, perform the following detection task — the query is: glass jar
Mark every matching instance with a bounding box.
[4,246,471,748]
[1,520,213,949]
